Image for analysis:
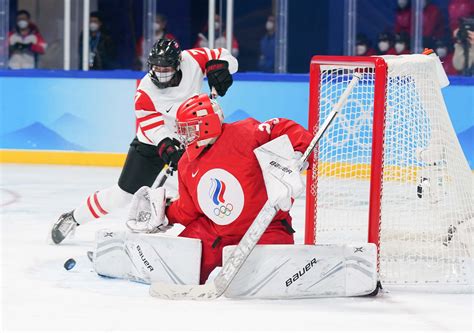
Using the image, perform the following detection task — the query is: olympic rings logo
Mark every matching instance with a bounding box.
[213,203,234,218]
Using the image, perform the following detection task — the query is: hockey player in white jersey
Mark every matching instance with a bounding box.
[50,39,238,244]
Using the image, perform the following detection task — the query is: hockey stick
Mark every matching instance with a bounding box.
[154,165,173,189]
[150,72,363,300]
[210,86,218,100]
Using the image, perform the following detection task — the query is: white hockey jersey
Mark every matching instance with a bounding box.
[134,47,238,146]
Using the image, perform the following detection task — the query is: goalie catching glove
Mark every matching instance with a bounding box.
[126,186,172,233]
[254,135,306,211]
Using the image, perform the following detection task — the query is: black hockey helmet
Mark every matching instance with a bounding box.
[147,39,182,88]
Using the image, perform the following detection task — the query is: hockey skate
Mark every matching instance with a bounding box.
[51,211,78,244]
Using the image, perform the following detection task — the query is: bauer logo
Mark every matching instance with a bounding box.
[285,258,318,287]
[197,169,244,225]
[270,160,293,174]
[136,245,154,272]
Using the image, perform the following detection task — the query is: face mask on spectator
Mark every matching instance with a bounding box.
[356,45,367,56]
[154,23,162,32]
[398,0,408,9]
[90,22,99,32]
[395,42,406,54]
[378,41,390,52]
[17,20,28,29]
[436,47,447,58]
[266,21,274,31]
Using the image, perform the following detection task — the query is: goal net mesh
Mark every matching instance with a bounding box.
[308,55,473,285]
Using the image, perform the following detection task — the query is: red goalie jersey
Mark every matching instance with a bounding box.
[166,118,312,282]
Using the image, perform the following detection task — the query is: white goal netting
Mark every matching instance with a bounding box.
[308,55,473,286]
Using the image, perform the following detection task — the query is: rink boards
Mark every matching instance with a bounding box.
[0,71,472,168]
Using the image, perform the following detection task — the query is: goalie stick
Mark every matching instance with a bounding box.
[150,72,364,300]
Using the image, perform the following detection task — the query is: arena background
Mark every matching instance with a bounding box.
[1,0,472,168]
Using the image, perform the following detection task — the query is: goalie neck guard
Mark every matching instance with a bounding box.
[176,94,224,161]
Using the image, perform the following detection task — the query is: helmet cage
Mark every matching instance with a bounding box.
[176,112,222,148]
[177,119,201,146]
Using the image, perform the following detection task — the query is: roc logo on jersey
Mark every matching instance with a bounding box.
[197,169,244,225]
[209,178,234,218]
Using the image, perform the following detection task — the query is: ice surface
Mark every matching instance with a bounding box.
[1,164,472,331]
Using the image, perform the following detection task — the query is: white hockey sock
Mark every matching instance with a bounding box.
[73,184,133,224]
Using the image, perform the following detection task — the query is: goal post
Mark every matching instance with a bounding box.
[304,54,473,286]
[305,56,387,251]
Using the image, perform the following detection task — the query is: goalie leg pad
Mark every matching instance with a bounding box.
[222,243,377,299]
[93,229,202,285]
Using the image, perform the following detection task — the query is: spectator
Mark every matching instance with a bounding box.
[394,32,411,55]
[258,15,275,72]
[8,9,47,69]
[448,0,473,33]
[194,14,239,57]
[394,0,445,46]
[79,11,115,70]
[394,0,411,35]
[423,0,445,47]
[434,39,458,75]
[452,18,474,75]
[355,33,376,56]
[136,13,177,71]
[376,32,396,55]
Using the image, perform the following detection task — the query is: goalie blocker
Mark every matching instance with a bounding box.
[92,228,377,298]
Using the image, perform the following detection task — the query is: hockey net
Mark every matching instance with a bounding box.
[305,55,473,286]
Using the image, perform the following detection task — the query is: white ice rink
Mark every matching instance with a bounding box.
[1,164,472,332]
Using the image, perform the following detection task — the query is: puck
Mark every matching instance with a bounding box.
[64,258,76,271]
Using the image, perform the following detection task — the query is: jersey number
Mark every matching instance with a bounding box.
[258,118,280,134]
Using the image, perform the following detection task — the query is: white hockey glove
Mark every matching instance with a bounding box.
[254,135,305,211]
[126,186,171,233]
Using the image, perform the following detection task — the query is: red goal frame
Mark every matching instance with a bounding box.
[304,56,388,253]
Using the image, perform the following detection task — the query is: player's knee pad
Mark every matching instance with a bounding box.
[92,229,202,285]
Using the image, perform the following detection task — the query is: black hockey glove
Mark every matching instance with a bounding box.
[157,138,184,169]
[205,59,233,97]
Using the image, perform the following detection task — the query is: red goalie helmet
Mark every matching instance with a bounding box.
[176,94,224,161]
